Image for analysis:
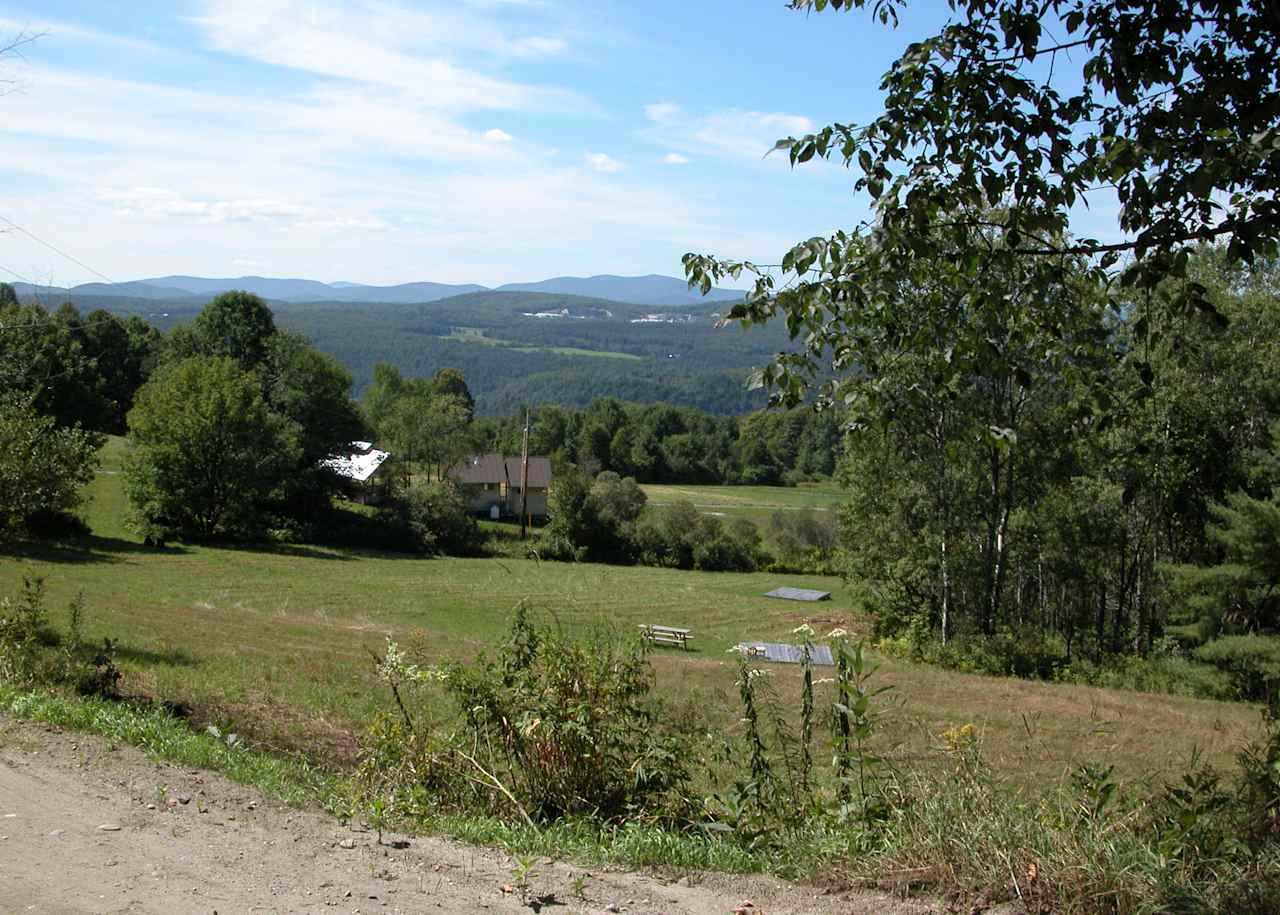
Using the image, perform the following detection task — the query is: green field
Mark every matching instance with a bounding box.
[0,441,1260,788]
[640,482,845,538]
[441,327,642,361]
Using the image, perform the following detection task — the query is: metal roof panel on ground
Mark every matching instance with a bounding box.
[737,642,835,666]
[764,587,831,602]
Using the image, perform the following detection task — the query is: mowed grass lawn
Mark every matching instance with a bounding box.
[0,439,1261,788]
[640,482,845,541]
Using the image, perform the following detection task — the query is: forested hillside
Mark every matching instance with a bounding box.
[20,288,783,415]
[275,292,784,414]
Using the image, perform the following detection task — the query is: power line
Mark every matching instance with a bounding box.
[0,262,37,285]
[0,214,118,286]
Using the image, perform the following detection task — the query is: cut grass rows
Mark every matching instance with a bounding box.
[0,440,1262,794]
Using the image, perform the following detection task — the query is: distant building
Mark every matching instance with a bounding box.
[449,453,552,520]
[322,441,392,503]
[450,453,506,516]
[503,455,552,520]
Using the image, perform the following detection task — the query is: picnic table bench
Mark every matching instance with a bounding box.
[638,624,693,649]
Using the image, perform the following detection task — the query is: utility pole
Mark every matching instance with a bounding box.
[519,408,530,540]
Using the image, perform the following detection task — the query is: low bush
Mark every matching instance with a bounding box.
[0,578,53,687]
[400,480,484,555]
[767,509,840,574]
[878,628,1071,681]
[865,714,1280,914]
[352,609,696,827]
[1065,654,1239,701]
[631,501,765,572]
[293,501,420,553]
[543,472,767,572]
[0,578,120,697]
[877,626,1248,702]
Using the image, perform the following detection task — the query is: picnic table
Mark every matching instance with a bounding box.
[638,624,693,649]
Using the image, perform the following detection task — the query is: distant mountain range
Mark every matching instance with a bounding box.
[9,273,743,307]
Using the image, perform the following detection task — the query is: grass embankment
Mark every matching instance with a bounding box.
[0,438,1259,794]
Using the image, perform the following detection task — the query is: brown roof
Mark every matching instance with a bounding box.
[449,454,552,488]
[450,453,507,485]
[505,456,552,490]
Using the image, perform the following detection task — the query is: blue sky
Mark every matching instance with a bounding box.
[0,0,957,287]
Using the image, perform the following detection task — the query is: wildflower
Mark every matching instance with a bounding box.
[791,623,815,637]
[827,627,848,639]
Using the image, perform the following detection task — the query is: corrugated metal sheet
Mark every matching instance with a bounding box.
[322,443,390,483]
[737,642,835,666]
[764,587,831,602]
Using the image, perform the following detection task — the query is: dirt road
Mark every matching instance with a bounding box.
[0,716,935,915]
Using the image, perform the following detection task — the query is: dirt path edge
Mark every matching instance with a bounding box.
[0,713,938,915]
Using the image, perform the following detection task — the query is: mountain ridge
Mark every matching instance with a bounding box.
[7,273,743,307]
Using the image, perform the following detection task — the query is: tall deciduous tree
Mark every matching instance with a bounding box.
[686,0,1280,407]
[124,357,299,539]
[0,393,101,539]
[0,299,108,430]
[429,367,475,421]
[188,290,277,369]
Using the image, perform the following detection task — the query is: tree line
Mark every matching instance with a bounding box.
[0,284,841,549]
[701,241,1280,700]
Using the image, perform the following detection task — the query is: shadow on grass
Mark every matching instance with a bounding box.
[7,532,433,565]
[213,541,358,562]
[3,535,188,565]
[112,643,199,668]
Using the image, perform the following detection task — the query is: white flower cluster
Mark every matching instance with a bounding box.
[376,637,441,686]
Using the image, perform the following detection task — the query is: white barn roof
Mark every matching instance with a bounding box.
[322,442,390,483]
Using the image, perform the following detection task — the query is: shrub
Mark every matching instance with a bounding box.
[0,578,52,686]
[401,480,482,555]
[354,609,695,826]
[861,714,1280,913]
[769,509,838,558]
[630,501,763,572]
[0,579,119,696]
[541,467,596,561]
[302,502,419,553]
[692,517,762,572]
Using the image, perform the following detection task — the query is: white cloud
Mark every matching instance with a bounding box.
[663,152,689,165]
[643,107,815,164]
[96,187,315,224]
[586,152,624,173]
[0,5,833,287]
[193,0,578,112]
[508,36,566,56]
[644,102,680,124]
[0,16,169,54]
[693,110,814,159]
